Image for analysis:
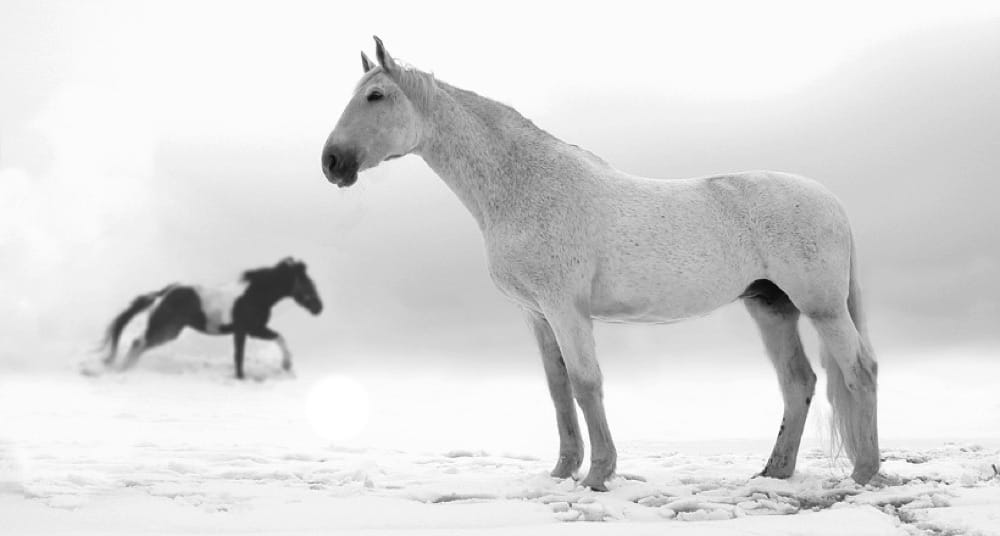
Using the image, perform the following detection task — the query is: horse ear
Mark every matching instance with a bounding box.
[280,256,306,272]
[373,35,398,75]
[361,51,375,73]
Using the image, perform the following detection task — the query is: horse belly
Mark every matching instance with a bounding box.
[192,285,238,334]
[590,270,749,323]
[590,219,760,323]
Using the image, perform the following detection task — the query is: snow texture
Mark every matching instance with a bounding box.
[2,363,999,535]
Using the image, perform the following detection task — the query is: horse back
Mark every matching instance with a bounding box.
[586,170,853,321]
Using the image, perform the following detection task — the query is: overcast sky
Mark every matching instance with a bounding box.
[1,1,998,376]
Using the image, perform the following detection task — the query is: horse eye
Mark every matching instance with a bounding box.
[367,91,384,102]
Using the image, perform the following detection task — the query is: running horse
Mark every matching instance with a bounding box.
[321,38,880,489]
[100,257,323,379]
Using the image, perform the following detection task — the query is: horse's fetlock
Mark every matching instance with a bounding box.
[590,453,616,469]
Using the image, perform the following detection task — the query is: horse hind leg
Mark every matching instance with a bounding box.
[119,337,147,371]
[809,309,879,484]
[120,316,185,372]
[743,280,816,479]
[102,346,119,368]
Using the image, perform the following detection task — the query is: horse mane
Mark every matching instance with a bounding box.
[360,59,546,135]
[363,60,611,168]
[241,266,280,285]
[433,73,610,167]
[239,264,295,306]
[240,259,306,290]
[398,67,440,113]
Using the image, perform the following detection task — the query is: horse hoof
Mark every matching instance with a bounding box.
[760,466,794,479]
[581,475,609,492]
[851,463,879,485]
[550,454,583,479]
[550,468,573,479]
[864,472,900,488]
[79,365,103,377]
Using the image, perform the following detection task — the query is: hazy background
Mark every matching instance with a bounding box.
[2,1,999,443]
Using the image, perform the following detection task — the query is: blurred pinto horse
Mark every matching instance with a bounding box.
[100,257,323,379]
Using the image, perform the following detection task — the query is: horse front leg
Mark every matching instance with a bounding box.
[526,311,584,479]
[544,304,616,491]
[277,335,292,372]
[233,331,247,380]
[248,326,292,372]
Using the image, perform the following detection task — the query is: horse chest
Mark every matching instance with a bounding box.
[484,232,590,312]
[486,259,538,310]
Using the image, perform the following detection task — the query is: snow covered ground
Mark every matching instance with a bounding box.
[2,352,999,535]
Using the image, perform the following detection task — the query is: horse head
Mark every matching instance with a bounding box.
[281,258,323,315]
[321,36,424,187]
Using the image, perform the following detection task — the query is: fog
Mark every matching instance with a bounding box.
[1,1,998,378]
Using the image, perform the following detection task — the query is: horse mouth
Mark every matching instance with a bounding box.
[328,172,358,188]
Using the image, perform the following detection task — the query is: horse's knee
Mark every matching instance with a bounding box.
[558,351,602,394]
[568,370,603,400]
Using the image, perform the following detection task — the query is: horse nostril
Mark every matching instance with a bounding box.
[321,145,359,185]
[323,151,338,174]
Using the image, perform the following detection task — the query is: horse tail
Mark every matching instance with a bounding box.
[846,234,871,349]
[99,284,174,363]
[826,231,879,476]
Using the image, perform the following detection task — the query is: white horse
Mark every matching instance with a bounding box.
[321,37,879,490]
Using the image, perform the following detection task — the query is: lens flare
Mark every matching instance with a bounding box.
[303,375,370,442]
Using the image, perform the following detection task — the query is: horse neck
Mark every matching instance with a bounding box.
[415,82,562,229]
[241,275,289,309]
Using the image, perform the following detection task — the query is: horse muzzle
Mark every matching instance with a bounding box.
[321,145,360,188]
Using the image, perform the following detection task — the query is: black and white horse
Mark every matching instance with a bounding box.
[100,257,323,379]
